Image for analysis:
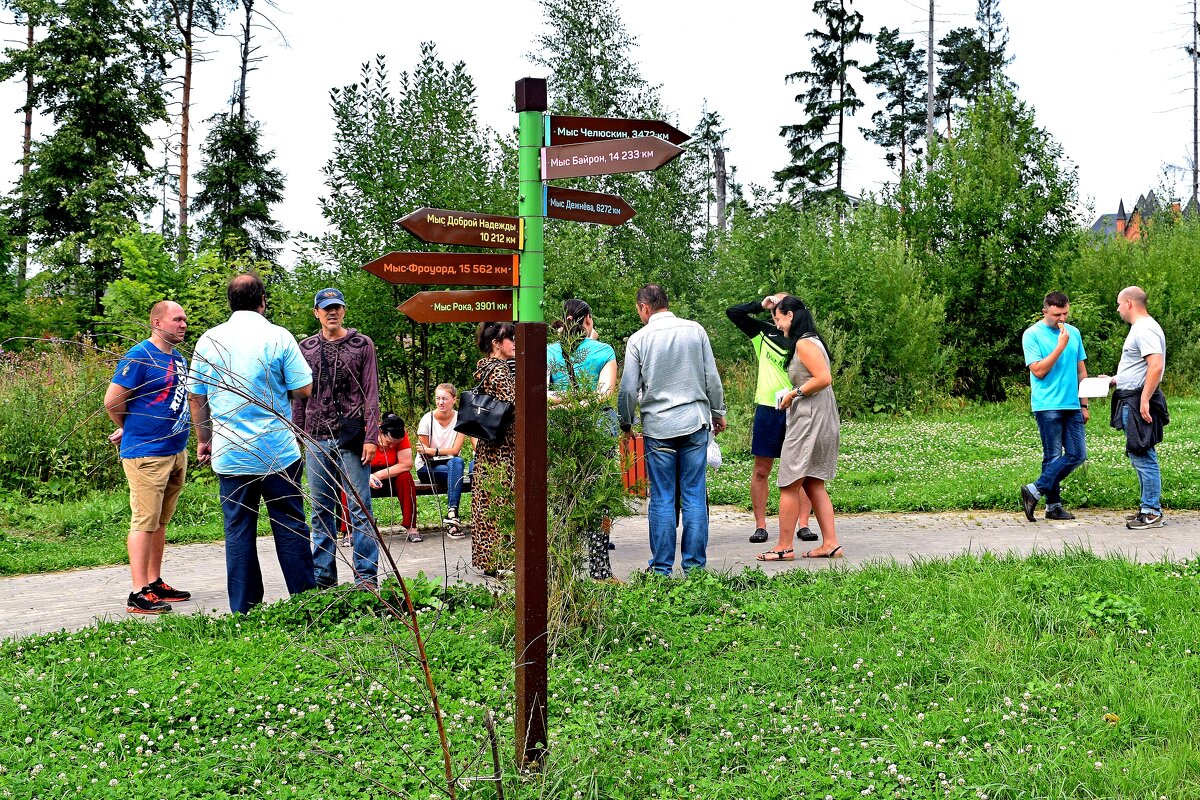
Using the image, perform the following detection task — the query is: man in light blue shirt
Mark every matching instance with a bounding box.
[1020,291,1089,522]
[618,284,726,576]
[189,274,316,613]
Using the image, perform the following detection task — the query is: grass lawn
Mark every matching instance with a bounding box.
[3,554,1200,798]
[3,397,1198,576]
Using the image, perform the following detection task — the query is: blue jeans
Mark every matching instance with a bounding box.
[218,459,317,614]
[1033,409,1087,506]
[643,428,709,575]
[1122,406,1162,514]
[307,439,378,587]
[417,457,466,511]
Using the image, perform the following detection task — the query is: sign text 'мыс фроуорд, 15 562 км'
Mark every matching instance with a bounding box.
[360,252,518,287]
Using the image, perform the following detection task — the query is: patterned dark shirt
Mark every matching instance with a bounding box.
[292,328,381,443]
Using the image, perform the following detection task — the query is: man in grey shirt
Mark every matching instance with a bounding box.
[618,284,726,575]
[1110,285,1168,530]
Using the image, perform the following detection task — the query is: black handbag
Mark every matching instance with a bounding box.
[320,339,366,451]
[455,363,514,442]
[335,415,365,451]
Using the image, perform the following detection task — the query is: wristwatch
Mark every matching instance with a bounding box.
[795,386,806,398]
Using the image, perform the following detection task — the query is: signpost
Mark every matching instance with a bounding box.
[399,207,523,250]
[397,289,513,323]
[545,186,636,226]
[361,252,518,286]
[541,136,683,180]
[546,114,689,146]
[360,76,689,770]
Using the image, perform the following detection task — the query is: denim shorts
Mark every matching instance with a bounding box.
[751,404,788,458]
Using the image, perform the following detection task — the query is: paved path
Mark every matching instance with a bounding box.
[3,507,1199,641]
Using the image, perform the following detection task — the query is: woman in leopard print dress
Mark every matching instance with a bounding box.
[470,321,517,573]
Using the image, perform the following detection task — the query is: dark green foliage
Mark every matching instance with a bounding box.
[860,27,927,180]
[706,199,948,415]
[192,112,287,264]
[776,0,872,201]
[0,0,173,319]
[1068,214,1200,390]
[532,0,710,347]
[315,47,515,407]
[935,27,987,135]
[0,343,125,498]
[898,89,1078,400]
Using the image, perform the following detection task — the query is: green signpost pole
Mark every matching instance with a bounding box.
[513,77,548,768]
[517,83,545,322]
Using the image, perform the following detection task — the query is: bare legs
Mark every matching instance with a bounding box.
[753,455,813,533]
[770,476,837,556]
[128,524,166,590]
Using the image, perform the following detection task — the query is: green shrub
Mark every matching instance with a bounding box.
[0,342,123,497]
[707,200,949,415]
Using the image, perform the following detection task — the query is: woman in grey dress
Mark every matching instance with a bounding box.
[756,294,843,560]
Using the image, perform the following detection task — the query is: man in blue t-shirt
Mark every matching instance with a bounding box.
[104,300,194,615]
[1020,291,1090,522]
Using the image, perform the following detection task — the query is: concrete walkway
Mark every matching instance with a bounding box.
[3,507,1199,641]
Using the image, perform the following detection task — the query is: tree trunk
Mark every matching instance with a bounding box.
[237,0,253,122]
[926,0,935,159]
[178,0,195,267]
[19,17,33,286]
[835,0,846,195]
[713,147,727,232]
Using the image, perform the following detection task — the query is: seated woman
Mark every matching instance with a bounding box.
[366,412,420,543]
[414,383,468,538]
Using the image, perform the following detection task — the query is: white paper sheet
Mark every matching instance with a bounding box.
[1078,376,1112,398]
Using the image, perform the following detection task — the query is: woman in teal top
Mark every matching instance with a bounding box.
[547,298,617,398]
[546,298,619,580]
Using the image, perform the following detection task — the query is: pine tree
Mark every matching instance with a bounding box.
[976,0,1013,91]
[861,26,927,180]
[776,0,872,201]
[191,113,286,263]
[0,0,172,318]
[935,27,985,137]
[191,0,286,265]
[153,0,237,265]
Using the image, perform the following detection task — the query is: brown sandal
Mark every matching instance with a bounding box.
[756,549,794,561]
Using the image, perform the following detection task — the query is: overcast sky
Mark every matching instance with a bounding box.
[2,0,1197,261]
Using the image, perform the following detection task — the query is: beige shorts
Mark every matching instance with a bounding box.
[122,451,188,533]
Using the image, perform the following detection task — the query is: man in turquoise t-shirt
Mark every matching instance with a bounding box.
[1020,291,1090,522]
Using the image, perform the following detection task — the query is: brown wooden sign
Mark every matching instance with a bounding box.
[541,136,683,180]
[545,186,636,225]
[399,207,522,250]
[547,115,690,146]
[361,252,518,286]
[397,289,514,323]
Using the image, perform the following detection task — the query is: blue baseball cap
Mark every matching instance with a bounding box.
[314,288,346,309]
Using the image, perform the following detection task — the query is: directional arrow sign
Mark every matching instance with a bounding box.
[546,115,690,146]
[398,289,513,323]
[399,207,522,250]
[545,186,636,226]
[541,136,683,181]
[361,252,518,286]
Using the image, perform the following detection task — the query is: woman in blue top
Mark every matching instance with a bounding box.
[547,298,617,400]
[546,298,619,581]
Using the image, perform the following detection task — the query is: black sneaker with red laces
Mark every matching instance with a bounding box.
[127,589,172,615]
[148,577,191,602]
